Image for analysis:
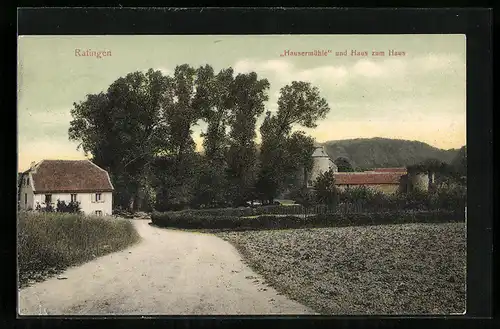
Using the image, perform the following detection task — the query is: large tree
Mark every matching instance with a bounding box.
[69,65,211,212]
[285,131,316,188]
[69,69,169,211]
[257,81,330,203]
[226,72,270,205]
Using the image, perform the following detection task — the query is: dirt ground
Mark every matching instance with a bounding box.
[18,220,315,315]
[218,222,466,315]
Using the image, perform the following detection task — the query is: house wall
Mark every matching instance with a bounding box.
[33,192,113,216]
[336,184,400,194]
[408,173,430,192]
[19,174,35,210]
[308,157,338,187]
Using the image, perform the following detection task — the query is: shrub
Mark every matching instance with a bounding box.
[430,185,467,210]
[56,200,82,213]
[151,209,464,231]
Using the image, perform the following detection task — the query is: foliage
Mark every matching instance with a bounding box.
[151,210,464,231]
[17,212,140,288]
[190,159,231,209]
[56,200,82,213]
[314,168,339,207]
[451,145,467,177]
[257,81,330,202]
[285,131,316,187]
[334,156,354,172]
[226,72,270,205]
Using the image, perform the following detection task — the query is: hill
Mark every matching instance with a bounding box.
[322,138,461,170]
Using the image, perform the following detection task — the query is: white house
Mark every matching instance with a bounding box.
[18,160,114,216]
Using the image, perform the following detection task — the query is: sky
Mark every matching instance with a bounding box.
[17,35,466,171]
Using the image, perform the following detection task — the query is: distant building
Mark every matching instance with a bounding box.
[335,172,405,194]
[303,148,432,194]
[18,160,114,216]
[306,146,338,187]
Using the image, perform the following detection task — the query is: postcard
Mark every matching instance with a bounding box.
[17,34,466,316]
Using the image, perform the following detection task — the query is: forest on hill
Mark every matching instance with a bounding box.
[322,138,462,170]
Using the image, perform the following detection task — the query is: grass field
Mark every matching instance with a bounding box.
[217,222,466,315]
[17,212,141,288]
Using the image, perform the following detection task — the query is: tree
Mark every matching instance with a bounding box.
[334,156,354,172]
[292,187,316,218]
[69,65,211,212]
[451,145,467,178]
[197,66,234,162]
[275,81,330,135]
[257,81,330,203]
[227,72,270,205]
[69,69,169,211]
[314,168,338,208]
[285,131,316,188]
[256,112,288,203]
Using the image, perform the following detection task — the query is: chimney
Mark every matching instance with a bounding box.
[30,161,36,169]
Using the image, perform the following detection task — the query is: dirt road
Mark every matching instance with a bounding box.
[18,220,315,315]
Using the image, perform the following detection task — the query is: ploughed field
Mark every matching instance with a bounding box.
[217,222,466,315]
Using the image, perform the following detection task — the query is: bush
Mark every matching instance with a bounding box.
[56,200,82,213]
[35,201,55,212]
[17,212,140,287]
[151,209,464,231]
[336,186,466,212]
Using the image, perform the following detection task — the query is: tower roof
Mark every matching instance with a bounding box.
[312,146,330,158]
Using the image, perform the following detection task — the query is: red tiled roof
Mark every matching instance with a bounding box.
[372,167,407,173]
[31,160,114,193]
[335,172,403,185]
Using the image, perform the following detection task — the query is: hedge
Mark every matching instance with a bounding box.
[151,210,464,231]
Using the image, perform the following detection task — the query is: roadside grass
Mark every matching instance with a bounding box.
[217,222,466,315]
[17,212,141,288]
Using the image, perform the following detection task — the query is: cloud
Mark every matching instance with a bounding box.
[233,53,462,90]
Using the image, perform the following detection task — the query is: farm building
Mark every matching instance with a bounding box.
[304,148,432,193]
[334,171,406,194]
[18,160,114,216]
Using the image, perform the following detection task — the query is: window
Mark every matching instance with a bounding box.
[308,180,313,186]
[27,177,30,186]
[71,194,77,202]
[45,194,52,204]
[95,193,102,202]
[95,210,102,216]
[24,193,27,205]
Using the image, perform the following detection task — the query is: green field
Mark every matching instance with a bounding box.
[17,212,140,288]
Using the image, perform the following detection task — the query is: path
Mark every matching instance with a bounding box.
[18,220,315,315]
